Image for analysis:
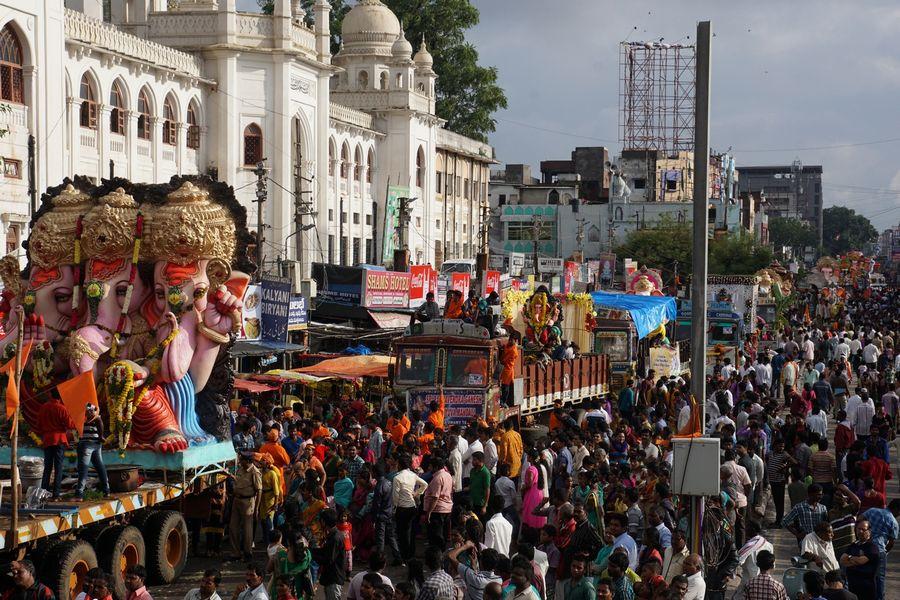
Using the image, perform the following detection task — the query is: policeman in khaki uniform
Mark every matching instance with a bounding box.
[229,453,261,561]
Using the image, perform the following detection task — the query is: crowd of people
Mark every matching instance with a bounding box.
[7,285,895,600]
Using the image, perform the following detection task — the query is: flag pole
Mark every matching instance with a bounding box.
[10,305,24,547]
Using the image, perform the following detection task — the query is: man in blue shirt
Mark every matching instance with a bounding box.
[618,380,635,424]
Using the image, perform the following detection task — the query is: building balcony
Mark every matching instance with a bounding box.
[0,104,27,132]
[80,128,98,150]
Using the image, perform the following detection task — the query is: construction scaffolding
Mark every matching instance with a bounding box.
[619,41,696,153]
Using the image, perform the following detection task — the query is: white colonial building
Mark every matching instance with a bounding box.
[0,0,493,275]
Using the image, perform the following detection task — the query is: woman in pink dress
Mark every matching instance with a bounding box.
[520,448,547,543]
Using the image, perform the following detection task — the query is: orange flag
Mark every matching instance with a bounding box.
[673,394,702,438]
[2,341,32,421]
[57,371,96,436]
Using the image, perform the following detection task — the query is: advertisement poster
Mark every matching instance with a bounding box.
[509,252,526,277]
[564,261,579,294]
[362,269,411,309]
[240,284,262,340]
[538,257,564,274]
[287,295,308,331]
[409,389,484,426]
[409,265,430,307]
[483,270,501,295]
[624,258,637,278]
[451,272,471,297]
[598,253,616,286]
[311,263,364,304]
[381,185,410,264]
[649,346,681,378]
[261,276,292,342]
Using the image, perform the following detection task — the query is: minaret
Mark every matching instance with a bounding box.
[314,0,331,64]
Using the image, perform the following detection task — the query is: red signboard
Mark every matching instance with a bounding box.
[483,270,500,295]
[362,269,411,309]
[451,272,471,297]
[409,265,435,306]
[564,261,579,294]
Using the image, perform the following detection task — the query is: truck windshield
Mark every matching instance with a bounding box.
[396,348,436,385]
[445,348,490,388]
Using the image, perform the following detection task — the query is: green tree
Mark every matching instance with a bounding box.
[708,234,773,275]
[822,206,878,256]
[0,103,9,138]
[614,219,692,276]
[258,0,350,46]
[768,216,816,254]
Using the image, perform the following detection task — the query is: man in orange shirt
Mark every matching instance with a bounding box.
[427,395,446,431]
[499,336,519,407]
[497,417,524,479]
[259,427,291,494]
[388,410,411,448]
[38,396,76,499]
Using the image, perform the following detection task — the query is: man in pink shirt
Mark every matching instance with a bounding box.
[125,565,153,600]
[423,455,454,550]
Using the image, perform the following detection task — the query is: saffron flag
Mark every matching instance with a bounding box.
[3,341,33,421]
[673,394,702,438]
[57,371,97,436]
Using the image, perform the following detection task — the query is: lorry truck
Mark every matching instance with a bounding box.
[391,319,609,424]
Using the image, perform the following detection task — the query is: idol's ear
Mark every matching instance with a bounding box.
[224,270,251,299]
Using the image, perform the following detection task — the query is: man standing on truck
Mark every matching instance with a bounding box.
[229,453,262,561]
[75,402,110,499]
[37,394,77,499]
[500,335,519,408]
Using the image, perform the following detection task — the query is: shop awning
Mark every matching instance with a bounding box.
[263,369,330,384]
[233,379,281,394]
[232,340,308,357]
[589,291,677,339]
[292,354,392,380]
[368,311,411,329]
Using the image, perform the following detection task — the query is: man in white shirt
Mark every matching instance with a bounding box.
[682,554,706,600]
[849,335,862,359]
[721,358,736,381]
[391,454,428,562]
[346,556,394,600]
[836,338,851,362]
[478,427,498,474]
[754,358,773,390]
[571,436,591,472]
[734,523,773,600]
[448,435,464,493]
[805,405,828,438]
[849,389,875,438]
[461,432,483,481]
[862,341,880,368]
[662,529,689,583]
[800,521,839,573]
[183,569,223,600]
[484,496,514,556]
[802,336,815,362]
[677,401,692,433]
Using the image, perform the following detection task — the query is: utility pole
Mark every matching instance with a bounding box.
[531,214,541,281]
[254,160,268,282]
[475,201,491,280]
[393,196,414,272]
[292,151,316,281]
[689,20,712,555]
[576,218,586,259]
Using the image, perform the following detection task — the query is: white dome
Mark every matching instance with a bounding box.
[340,0,401,53]
[392,28,413,60]
[414,38,434,69]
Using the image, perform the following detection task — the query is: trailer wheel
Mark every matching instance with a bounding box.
[521,425,548,445]
[144,510,188,584]
[42,540,98,600]
[97,525,145,600]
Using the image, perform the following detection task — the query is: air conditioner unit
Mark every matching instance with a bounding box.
[279,261,304,294]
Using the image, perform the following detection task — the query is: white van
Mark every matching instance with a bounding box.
[439,258,476,275]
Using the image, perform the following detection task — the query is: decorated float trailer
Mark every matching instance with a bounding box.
[0,177,247,600]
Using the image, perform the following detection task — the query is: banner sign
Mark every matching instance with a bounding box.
[408,389,485,426]
[538,257,564,274]
[409,265,435,307]
[261,275,292,342]
[381,185,410,263]
[311,263,364,305]
[362,269,411,309]
[599,253,616,285]
[240,284,261,340]
[483,270,501,295]
[564,261,579,294]
[451,272,471,296]
[509,252,526,277]
[649,346,681,378]
[287,295,308,331]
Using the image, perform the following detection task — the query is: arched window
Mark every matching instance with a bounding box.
[354,145,363,182]
[186,101,200,149]
[548,189,560,205]
[79,73,98,129]
[162,95,177,145]
[614,206,624,220]
[357,70,368,90]
[0,24,24,104]
[415,146,425,188]
[379,72,388,90]
[396,73,403,88]
[137,88,151,140]
[340,143,349,179]
[328,139,336,176]
[243,123,263,166]
[367,148,375,183]
[109,80,125,135]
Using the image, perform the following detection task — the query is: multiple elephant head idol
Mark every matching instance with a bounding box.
[0,176,254,452]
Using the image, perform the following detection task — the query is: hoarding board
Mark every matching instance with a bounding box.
[362,269,411,309]
[409,389,484,426]
[261,276,292,342]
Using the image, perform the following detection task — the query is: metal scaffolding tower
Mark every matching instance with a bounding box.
[619,41,696,153]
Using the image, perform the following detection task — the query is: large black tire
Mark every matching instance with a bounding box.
[97,525,146,600]
[144,510,189,585]
[41,540,98,600]
[521,425,549,445]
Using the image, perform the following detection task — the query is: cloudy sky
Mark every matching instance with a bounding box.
[238,0,900,225]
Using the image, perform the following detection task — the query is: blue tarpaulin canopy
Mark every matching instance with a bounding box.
[589,292,677,339]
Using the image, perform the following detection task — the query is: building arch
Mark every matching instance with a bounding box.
[328,136,337,176]
[415,145,425,188]
[340,141,350,179]
[354,144,363,183]
[548,189,560,205]
[162,93,178,145]
[186,98,201,149]
[0,22,26,104]
[243,123,263,166]
[379,71,388,90]
[136,86,153,140]
[357,70,369,90]
[367,146,376,184]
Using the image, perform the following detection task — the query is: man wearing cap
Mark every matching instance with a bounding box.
[229,454,261,561]
[75,403,110,499]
